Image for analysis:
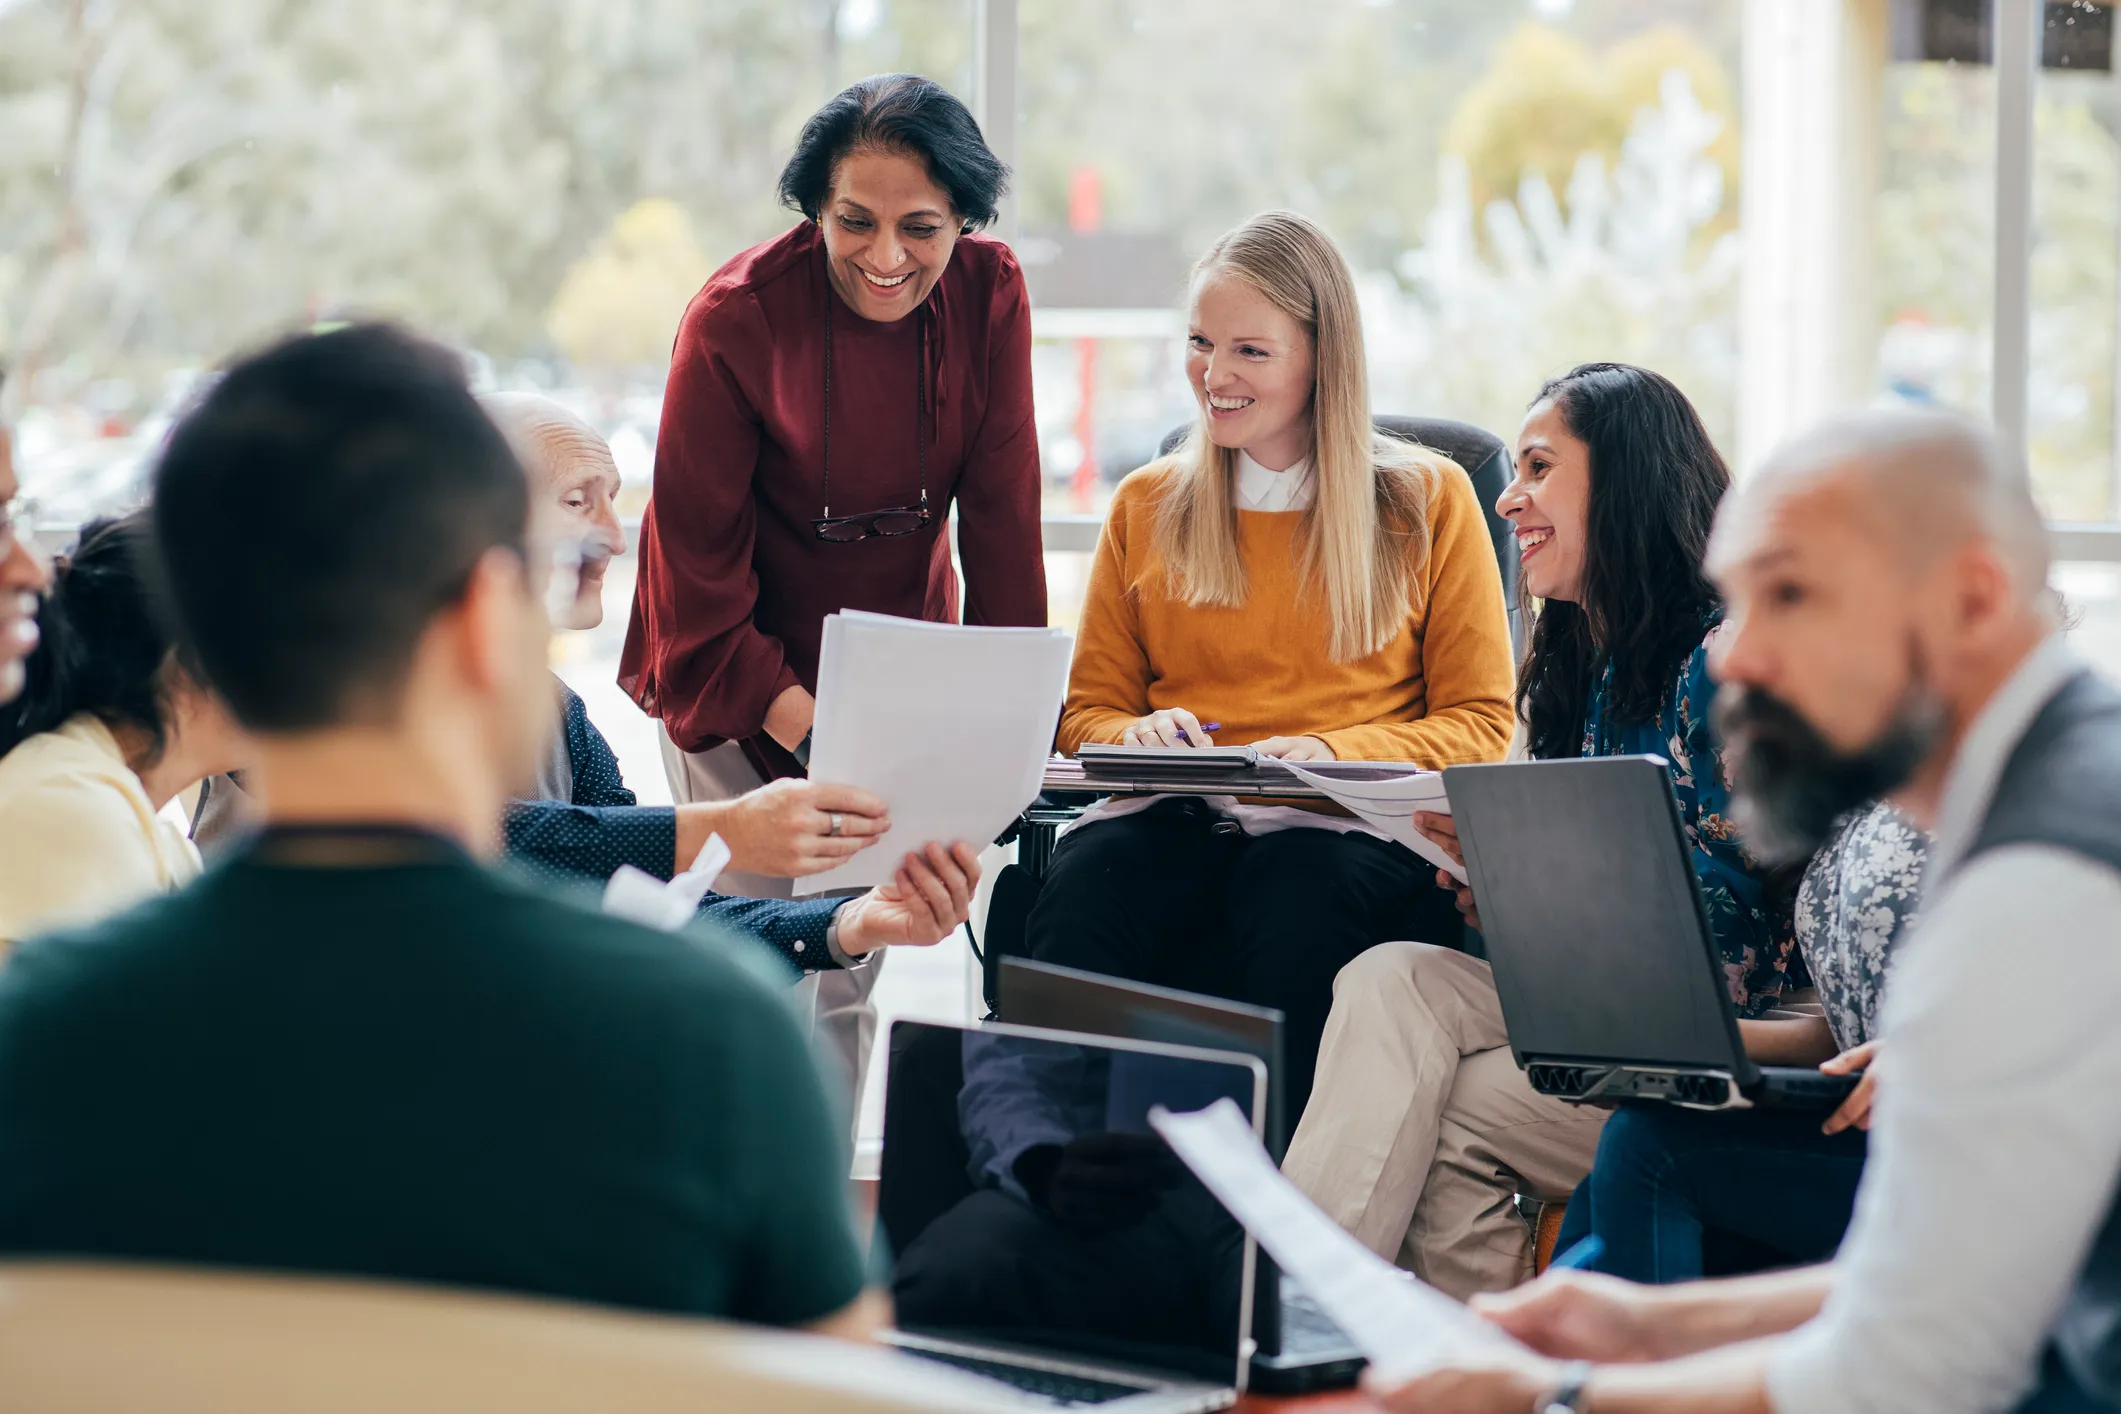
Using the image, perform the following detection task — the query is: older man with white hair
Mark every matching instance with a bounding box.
[1366,408,2121,1414]
[485,393,980,1056]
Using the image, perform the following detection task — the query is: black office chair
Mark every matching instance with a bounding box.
[1154,414,1521,648]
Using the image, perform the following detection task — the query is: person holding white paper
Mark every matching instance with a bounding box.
[1030,212,1516,1121]
[483,392,981,978]
[1284,364,1796,1299]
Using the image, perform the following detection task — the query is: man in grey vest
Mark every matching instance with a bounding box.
[1367,408,2121,1414]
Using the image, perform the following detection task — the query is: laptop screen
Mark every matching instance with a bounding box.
[878,1020,1263,1387]
[998,958,1288,1155]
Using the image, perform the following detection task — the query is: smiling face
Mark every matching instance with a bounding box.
[819,146,963,323]
[538,428,625,632]
[1498,398,1592,603]
[1185,270,1316,472]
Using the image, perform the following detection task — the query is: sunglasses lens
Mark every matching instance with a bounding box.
[871,512,925,537]
[817,520,867,543]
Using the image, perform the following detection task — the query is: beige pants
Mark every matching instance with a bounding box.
[657,729,881,1106]
[1281,942,1606,1299]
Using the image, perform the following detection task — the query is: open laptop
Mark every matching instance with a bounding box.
[995,959,1364,1395]
[1443,755,1860,1112]
[877,1019,1264,1411]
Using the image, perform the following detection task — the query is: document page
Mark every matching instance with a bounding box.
[1275,762,1466,883]
[799,611,1073,895]
[1149,1098,1523,1381]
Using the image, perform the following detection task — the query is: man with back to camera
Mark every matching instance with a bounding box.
[1365,408,2121,1414]
[0,324,893,1337]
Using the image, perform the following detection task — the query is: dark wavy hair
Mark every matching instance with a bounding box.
[0,510,193,763]
[777,73,1009,232]
[1518,363,1730,761]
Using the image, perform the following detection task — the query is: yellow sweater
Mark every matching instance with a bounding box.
[1058,458,1516,766]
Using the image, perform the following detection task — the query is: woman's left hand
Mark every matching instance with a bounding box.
[1252,736,1336,762]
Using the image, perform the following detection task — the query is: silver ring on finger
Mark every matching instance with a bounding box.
[828,812,843,838]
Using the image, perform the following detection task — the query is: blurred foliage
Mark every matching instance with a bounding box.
[1443,23,1739,235]
[546,199,716,371]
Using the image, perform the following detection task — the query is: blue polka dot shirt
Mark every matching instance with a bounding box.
[504,681,846,972]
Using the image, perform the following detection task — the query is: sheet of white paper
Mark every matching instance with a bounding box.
[799,612,1073,895]
[1277,762,1466,883]
[1150,1099,1521,1381]
[602,832,732,931]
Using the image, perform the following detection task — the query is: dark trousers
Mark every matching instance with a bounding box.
[1024,799,1461,1119]
[1554,1103,1869,1284]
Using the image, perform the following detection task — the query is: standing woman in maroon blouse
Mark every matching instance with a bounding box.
[623,73,1048,873]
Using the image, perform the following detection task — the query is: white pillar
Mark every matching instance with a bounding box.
[973,0,1020,243]
[1992,0,2039,454]
[1737,0,1888,474]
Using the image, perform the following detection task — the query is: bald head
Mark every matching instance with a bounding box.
[479,392,614,489]
[1737,408,2050,597]
[479,393,625,631]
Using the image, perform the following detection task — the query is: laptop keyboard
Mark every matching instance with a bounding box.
[908,1347,1151,1405]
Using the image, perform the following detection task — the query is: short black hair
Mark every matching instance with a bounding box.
[0,511,191,761]
[149,323,528,733]
[777,73,1009,232]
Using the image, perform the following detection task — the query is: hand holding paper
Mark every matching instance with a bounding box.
[1148,1098,1525,1382]
[1276,762,1467,884]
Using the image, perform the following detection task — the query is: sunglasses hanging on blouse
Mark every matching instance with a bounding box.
[813,294,935,544]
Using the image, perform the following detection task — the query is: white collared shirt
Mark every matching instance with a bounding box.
[1234,450,1313,513]
[1770,638,2121,1414]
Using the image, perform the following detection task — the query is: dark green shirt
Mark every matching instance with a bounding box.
[0,829,868,1326]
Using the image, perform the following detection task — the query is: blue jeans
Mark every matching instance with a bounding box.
[1554,1103,1869,1284]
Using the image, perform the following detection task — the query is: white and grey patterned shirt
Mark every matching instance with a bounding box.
[1792,803,1929,1051]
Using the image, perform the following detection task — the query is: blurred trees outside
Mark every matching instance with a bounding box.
[0,0,2117,516]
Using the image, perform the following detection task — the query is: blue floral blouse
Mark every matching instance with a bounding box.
[1576,627,1793,1017]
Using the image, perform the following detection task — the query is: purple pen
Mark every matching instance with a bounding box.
[1175,721,1223,744]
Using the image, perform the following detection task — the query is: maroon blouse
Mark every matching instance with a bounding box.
[620,221,1048,776]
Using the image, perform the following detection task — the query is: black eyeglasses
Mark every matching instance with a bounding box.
[812,289,932,544]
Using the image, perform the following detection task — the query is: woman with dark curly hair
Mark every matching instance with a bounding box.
[1282,364,1797,1298]
[0,510,247,947]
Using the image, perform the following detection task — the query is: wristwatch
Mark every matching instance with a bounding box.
[1540,1361,1594,1413]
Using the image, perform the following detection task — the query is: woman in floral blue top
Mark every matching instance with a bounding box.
[1286,364,1792,1298]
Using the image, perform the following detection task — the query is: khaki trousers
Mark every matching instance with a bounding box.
[1281,942,1606,1299]
[656,728,881,1106]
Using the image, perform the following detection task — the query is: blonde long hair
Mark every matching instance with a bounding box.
[1152,211,1434,663]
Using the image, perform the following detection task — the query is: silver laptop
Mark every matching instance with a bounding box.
[877,1019,1266,1411]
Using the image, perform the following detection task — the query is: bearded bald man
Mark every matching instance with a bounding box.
[1367,409,2121,1414]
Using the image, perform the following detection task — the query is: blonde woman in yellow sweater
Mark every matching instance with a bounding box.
[1028,211,1515,1115]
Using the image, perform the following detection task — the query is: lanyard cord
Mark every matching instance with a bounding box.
[822,290,928,520]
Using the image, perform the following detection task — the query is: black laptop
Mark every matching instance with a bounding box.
[1443,755,1859,1112]
[877,1019,1265,1411]
[995,959,1365,1394]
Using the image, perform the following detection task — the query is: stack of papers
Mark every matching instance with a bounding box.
[1149,1098,1524,1382]
[798,611,1074,896]
[1276,763,1465,883]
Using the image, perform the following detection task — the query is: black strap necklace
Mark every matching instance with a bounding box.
[819,283,930,536]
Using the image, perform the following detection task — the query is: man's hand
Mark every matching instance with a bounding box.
[1364,1351,1561,1414]
[833,842,983,957]
[684,779,890,879]
[1416,810,1481,932]
[1253,735,1336,762]
[1122,709,1214,748]
[1820,1040,1880,1135]
[1472,1269,1671,1362]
